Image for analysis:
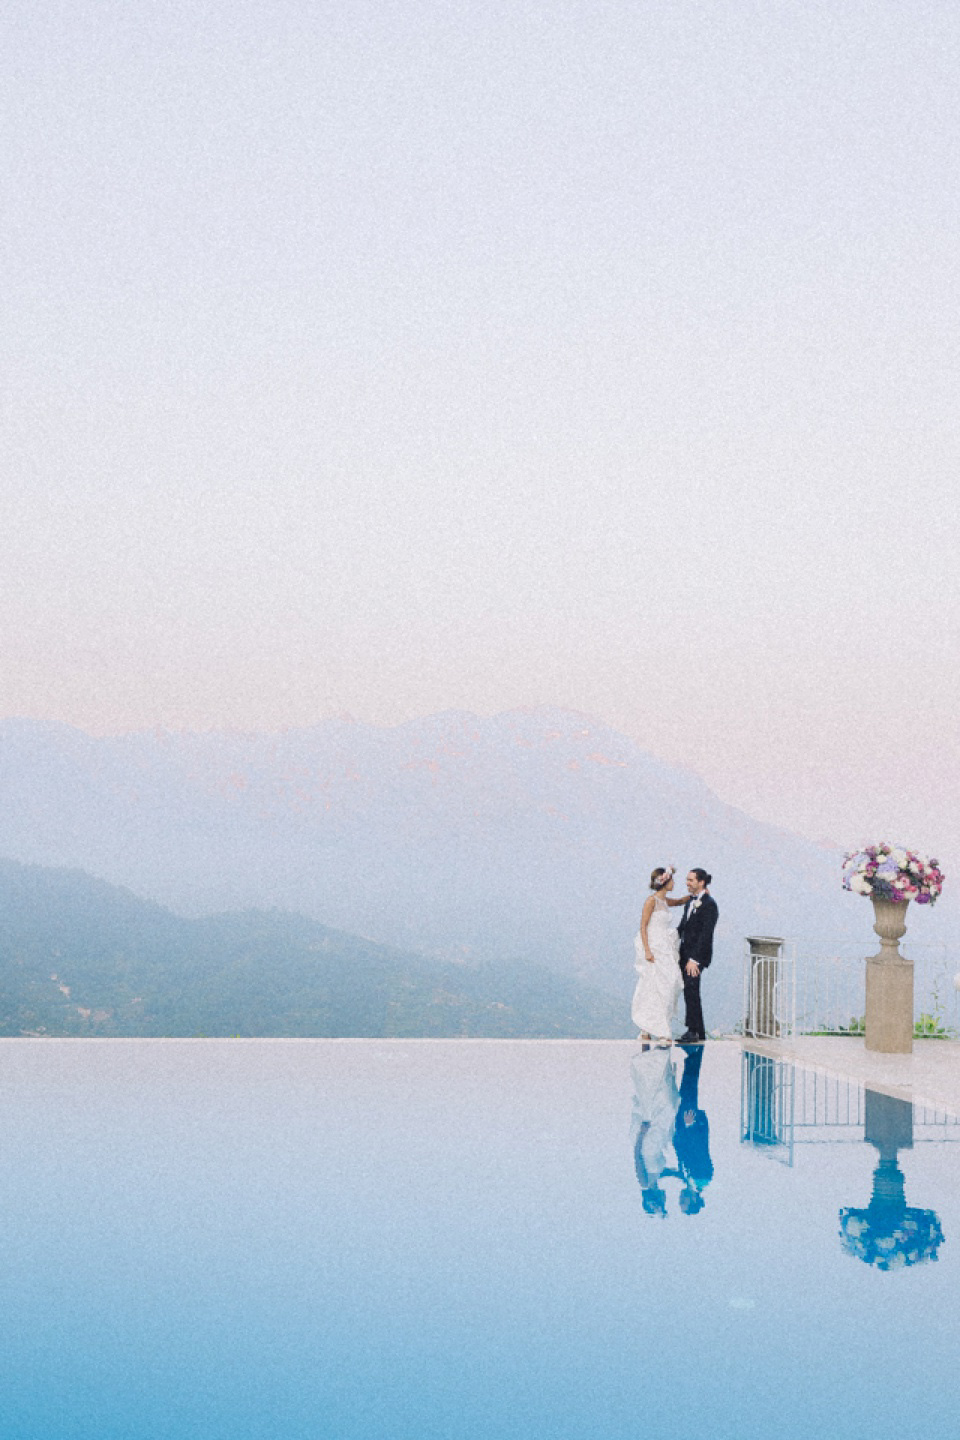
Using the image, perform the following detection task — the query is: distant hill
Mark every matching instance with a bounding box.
[0,859,633,1038]
[0,707,938,1027]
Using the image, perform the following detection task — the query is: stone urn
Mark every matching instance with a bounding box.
[871,896,909,957]
[865,897,913,1054]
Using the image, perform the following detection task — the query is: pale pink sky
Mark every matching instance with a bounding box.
[3,1,959,866]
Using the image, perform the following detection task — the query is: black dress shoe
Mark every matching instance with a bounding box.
[678,1032,705,1044]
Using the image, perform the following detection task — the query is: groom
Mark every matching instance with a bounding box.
[677,868,718,1043]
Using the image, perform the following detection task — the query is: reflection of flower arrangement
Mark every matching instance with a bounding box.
[842,844,944,905]
[839,1206,944,1270]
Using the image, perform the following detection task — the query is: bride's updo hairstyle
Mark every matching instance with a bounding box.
[649,866,674,891]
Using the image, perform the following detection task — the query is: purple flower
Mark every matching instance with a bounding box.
[840,844,944,902]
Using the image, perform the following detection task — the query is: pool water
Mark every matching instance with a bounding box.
[0,1039,956,1439]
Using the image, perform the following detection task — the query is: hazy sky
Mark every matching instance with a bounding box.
[3,1,959,862]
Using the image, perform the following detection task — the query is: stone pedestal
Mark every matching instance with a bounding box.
[865,897,913,1054]
[865,956,914,1052]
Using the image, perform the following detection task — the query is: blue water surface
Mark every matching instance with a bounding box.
[0,1038,956,1440]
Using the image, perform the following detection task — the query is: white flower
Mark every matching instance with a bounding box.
[851,875,873,895]
[909,862,921,876]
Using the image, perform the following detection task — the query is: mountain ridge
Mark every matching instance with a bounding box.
[1,706,938,1027]
[0,857,632,1038]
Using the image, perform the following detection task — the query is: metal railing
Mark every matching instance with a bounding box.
[795,941,960,1039]
[742,938,797,1040]
[739,936,960,1040]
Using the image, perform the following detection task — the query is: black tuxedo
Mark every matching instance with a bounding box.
[676,893,718,1039]
[673,1045,714,1189]
[677,893,718,968]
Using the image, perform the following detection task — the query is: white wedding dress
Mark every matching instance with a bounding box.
[631,895,683,1040]
[630,1045,681,1184]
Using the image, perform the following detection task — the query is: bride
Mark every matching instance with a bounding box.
[631,866,685,1043]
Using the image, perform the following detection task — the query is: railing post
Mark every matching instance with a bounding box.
[745,935,785,1038]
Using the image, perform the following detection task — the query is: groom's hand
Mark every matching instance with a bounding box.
[684,960,700,977]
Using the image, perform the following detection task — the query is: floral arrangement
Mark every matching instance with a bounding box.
[839,1206,944,1270]
[842,844,944,905]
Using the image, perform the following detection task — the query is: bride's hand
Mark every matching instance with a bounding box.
[645,951,655,964]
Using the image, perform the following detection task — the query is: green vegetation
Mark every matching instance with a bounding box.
[0,859,633,1038]
[808,1013,956,1040]
[914,1012,953,1039]
[803,1016,864,1036]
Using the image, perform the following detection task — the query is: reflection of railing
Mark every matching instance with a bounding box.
[795,942,960,1038]
[740,1051,795,1164]
[741,1051,960,1169]
[791,1067,960,1139]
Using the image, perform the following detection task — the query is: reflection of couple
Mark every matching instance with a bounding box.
[632,866,718,1044]
[630,1043,713,1217]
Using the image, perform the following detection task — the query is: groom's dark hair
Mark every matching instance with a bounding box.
[690,868,712,886]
